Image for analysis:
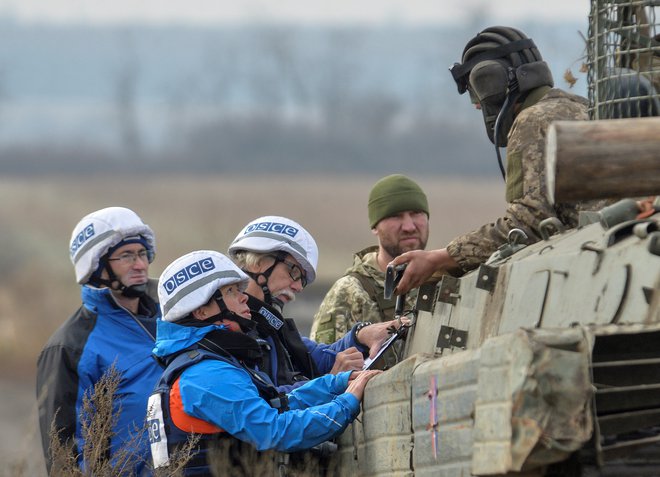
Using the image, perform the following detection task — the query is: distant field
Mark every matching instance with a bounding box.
[0,173,503,379]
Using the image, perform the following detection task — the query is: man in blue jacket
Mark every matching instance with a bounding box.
[37,207,163,475]
[148,250,380,475]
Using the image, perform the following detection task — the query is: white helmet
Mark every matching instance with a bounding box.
[69,207,156,285]
[159,250,250,323]
[227,215,318,285]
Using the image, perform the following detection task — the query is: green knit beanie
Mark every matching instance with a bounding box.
[368,174,429,228]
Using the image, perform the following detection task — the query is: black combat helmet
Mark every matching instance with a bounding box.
[450,26,554,150]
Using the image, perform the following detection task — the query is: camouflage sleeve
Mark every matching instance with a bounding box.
[447,97,584,273]
[310,275,383,344]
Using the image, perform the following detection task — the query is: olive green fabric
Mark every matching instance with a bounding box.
[368,174,429,228]
[505,86,551,202]
[505,150,523,202]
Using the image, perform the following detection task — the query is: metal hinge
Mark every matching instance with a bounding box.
[415,282,438,313]
[476,264,498,292]
[436,325,468,349]
[437,276,460,305]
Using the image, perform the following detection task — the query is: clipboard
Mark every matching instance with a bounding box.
[362,332,401,370]
[363,262,410,370]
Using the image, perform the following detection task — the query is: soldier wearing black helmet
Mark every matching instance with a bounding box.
[391,26,608,293]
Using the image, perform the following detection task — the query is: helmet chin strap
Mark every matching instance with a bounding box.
[247,270,274,306]
[493,94,516,181]
[270,296,285,313]
[242,253,287,308]
[220,311,257,333]
[210,291,256,333]
[89,259,147,298]
[119,283,148,298]
[492,67,522,182]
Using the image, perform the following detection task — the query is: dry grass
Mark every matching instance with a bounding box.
[41,363,339,477]
[48,365,140,476]
[152,434,201,477]
[206,439,338,477]
[47,365,198,477]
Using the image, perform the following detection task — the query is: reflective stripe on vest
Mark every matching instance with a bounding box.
[147,391,169,469]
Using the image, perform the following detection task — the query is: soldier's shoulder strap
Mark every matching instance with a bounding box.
[346,271,395,323]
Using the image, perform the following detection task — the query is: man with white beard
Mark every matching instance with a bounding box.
[228,215,402,391]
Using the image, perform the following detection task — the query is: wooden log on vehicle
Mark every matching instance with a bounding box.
[546,117,660,204]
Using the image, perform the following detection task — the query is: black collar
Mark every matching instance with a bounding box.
[247,294,286,335]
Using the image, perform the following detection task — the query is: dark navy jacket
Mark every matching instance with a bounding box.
[247,295,367,392]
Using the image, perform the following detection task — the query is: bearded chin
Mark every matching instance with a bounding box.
[270,289,296,312]
[383,242,413,258]
[384,238,427,259]
[273,290,296,303]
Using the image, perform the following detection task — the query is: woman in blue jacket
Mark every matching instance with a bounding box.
[148,250,380,475]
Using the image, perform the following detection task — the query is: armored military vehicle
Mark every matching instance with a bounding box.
[332,1,660,475]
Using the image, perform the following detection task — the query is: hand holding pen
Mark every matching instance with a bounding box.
[327,347,365,374]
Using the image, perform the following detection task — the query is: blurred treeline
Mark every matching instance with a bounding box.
[0,19,586,176]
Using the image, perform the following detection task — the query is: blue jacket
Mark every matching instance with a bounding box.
[152,320,361,453]
[37,283,163,475]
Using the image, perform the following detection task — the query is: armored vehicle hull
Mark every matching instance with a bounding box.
[330,1,660,473]
[334,210,660,476]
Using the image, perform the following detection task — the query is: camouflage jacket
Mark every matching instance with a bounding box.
[310,246,417,344]
[447,87,607,273]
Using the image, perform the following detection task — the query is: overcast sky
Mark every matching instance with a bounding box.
[0,0,590,26]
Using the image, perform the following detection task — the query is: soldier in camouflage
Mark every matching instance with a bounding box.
[392,26,609,293]
[311,175,429,346]
[444,87,596,272]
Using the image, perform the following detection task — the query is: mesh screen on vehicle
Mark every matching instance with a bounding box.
[588,1,660,118]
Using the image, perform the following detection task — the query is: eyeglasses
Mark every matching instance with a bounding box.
[107,249,152,266]
[280,259,308,288]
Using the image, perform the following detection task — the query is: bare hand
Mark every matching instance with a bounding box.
[329,347,364,374]
[389,248,457,294]
[357,319,410,359]
[636,196,658,219]
[345,370,382,401]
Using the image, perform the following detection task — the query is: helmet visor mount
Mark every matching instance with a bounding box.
[449,38,536,96]
[450,62,470,94]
